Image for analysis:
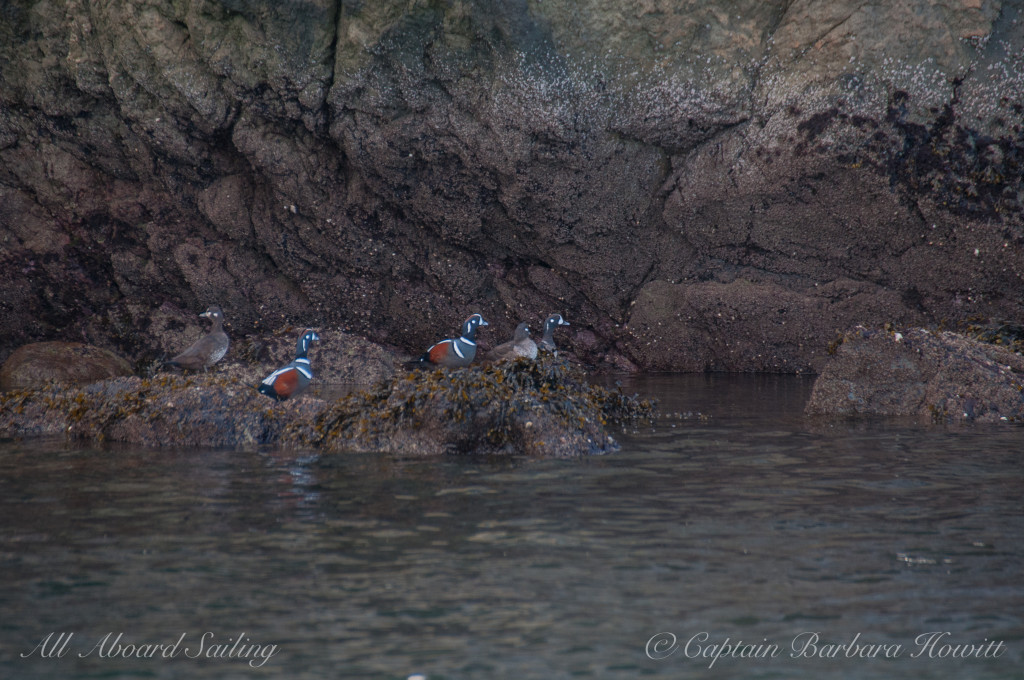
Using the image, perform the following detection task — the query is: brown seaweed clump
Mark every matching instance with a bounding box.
[964,320,1024,356]
[285,354,656,456]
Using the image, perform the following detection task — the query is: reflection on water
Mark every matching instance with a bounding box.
[1,375,1021,679]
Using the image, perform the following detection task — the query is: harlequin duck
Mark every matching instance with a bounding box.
[406,313,489,369]
[166,305,229,372]
[258,329,320,401]
[485,322,538,362]
[538,313,570,353]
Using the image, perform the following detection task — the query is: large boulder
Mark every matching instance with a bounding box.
[805,326,1024,422]
[0,341,133,390]
[203,325,398,387]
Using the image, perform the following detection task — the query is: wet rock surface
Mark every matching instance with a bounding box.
[0,375,323,447]
[0,342,133,390]
[1,1,1022,372]
[0,355,653,455]
[286,355,655,456]
[805,327,1024,422]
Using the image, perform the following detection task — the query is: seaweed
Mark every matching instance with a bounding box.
[287,354,656,455]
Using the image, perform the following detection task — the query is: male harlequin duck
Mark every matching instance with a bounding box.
[406,313,489,369]
[538,313,570,353]
[485,322,538,362]
[258,329,320,401]
[167,305,229,372]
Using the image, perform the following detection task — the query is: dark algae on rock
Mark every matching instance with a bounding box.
[286,355,656,456]
[965,320,1024,356]
[0,355,654,455]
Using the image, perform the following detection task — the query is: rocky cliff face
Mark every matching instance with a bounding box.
[2,0,1022,371]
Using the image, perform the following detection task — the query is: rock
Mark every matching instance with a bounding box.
[0,342,133,390]
[1,2,1022,371]
[257,328,397,386]
[0,375,325,447]
[805,327,1024,422]
[185,325,398,388]
[285,355,656,456]
[0,356,653,454]
[621,278,916,373]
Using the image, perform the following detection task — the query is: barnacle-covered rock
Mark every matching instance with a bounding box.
[285,354,656,456]
[806,326,1024,422]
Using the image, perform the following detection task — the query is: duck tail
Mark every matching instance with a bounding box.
[257,382,283,401]
[403,353,431,370]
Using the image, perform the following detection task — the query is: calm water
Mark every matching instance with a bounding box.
[1,375,1021,679]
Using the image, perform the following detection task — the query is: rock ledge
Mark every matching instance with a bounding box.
[286,355,655,456]
[805,327,1024,423]
[0,356,654,455]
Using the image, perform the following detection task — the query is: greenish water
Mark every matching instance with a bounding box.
[1,375,1021,679]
